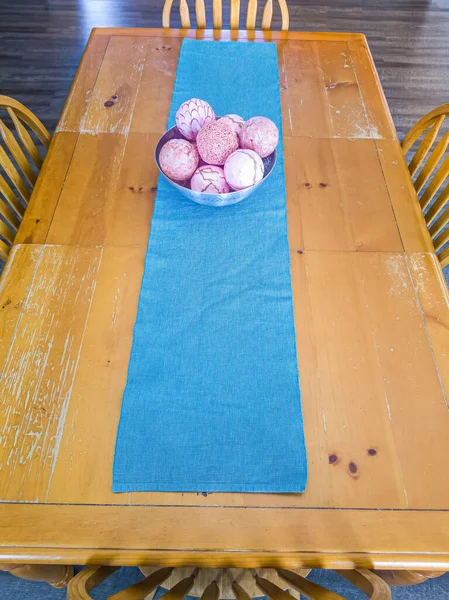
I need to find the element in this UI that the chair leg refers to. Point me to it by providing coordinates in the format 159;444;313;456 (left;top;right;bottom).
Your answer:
0;563;74;588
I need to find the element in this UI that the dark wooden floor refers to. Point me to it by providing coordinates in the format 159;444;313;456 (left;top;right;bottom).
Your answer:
0;0;448;137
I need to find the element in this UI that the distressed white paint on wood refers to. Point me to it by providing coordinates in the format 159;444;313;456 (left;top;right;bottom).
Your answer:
81;36;150;135
56;35;110;133
281;41;380;139
0;245;103;502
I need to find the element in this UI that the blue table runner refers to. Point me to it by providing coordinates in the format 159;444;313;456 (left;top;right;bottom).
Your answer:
113;39;307;493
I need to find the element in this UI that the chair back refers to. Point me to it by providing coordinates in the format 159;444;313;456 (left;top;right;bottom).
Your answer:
67;566;391;600
0;95;50;263
162;0;289;31
401;104;449;268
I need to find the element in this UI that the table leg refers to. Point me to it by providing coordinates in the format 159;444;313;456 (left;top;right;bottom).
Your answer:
373;571;446;587
0;564;74;588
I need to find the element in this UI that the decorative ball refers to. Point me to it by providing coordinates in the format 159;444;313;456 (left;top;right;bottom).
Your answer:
175;98;215;141
240;116;279;158
196;121;239;166
159;139;199;181
218;114;245;136
224;149;264;190
190;165;230;194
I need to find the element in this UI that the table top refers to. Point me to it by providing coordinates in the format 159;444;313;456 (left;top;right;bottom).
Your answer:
1;27;449;570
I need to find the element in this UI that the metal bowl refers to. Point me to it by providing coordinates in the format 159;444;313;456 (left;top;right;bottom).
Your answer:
155;124;277;207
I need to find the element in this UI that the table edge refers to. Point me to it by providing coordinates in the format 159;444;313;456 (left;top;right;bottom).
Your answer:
89;27;367;42
0;549;448;570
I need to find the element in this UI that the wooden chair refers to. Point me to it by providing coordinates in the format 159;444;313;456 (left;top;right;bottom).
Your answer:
162;0;289;32
66;566;392;599
0;95;51;263
401;104;449;268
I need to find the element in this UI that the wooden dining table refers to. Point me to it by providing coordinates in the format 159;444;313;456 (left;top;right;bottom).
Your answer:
1;27;449;587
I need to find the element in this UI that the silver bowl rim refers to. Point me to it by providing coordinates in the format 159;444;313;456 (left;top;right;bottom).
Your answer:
154;122;277;206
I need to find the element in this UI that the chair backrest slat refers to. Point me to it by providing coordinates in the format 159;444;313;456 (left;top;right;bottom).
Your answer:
424;180;449;225
0;238;9;262
276;570;347;600
179;0;191;27
433;209;449;252
196;0;207;27
246;0;257;29
163;0;289;30
0;194;20;231
230;0;241;28
108;567;173;600
0;218;15;245
7;108;44;169
407;116;444;177
0;173;26;218
0;118;37;186
419;152;449;211
414;129;449;193
402;103;449;270
67;566;394;600
0;96;50;266
261;0;273;30
439;245;449;268
430;202;449;240
0;145;31;203
213;0;223;27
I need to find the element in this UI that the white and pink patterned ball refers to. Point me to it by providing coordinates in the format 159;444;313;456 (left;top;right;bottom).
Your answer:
224;149;264;190
240;116;279;158
196;121;239;166
175;98;216;141
190;165;230;194
218;114;245;136
159;139;199;181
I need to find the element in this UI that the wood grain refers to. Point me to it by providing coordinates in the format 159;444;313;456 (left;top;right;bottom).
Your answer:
374;140;434;254
1;504;449;565
407;253;449;401
1;29;449;570
56;33;110;133
280;41;375;139
45;133;158;247
130;37;180;134
0;245;103;502
15;133;79;245
81;36;149;135
0;245;42;366
46;246;146;505
287;138;402;251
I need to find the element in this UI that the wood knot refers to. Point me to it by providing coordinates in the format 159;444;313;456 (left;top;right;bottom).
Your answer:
104;100;115;108
319;183;328;188
329;454;339;465
349;461;358;474
128;186;135;191
111;95;118;100
304;182;312;188
297;249;304;254
368;448;377;456
150;186;158;193
1;299;11;309
35;218;41;224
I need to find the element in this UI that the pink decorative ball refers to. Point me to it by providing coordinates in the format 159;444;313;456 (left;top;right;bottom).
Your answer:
159;139;199;181
175;98;215;141
240;116;279;158
191;165;230;194
218;114;245;136
224;149;264;190
196;121;239;166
